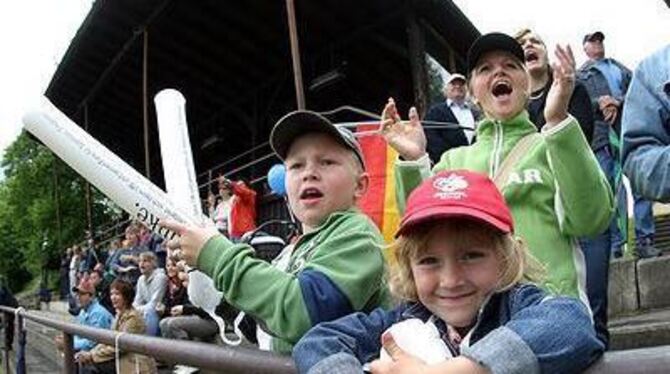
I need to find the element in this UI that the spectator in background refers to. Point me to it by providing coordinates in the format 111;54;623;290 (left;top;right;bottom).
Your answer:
68;245;83;315
159;269;220;342
211;178;233;236
133;251;167;336
0;277;18;350
213;176;258;240
514;28;594;143
138;224;165;268
55;278;113;354
76;279;156;374
156;256;188;319
59;247;72;300
578;31;658;262
111;224;146;284
89;267;113;314
622;45;670;206
515;27;615;348
102;238;122;280
423;73;479;163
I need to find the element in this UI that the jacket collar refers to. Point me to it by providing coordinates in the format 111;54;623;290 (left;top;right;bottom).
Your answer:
296;207;361;245
400;290;508;339
475;111;537;140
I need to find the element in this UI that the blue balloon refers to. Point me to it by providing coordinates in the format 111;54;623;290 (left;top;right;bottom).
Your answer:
268;164;286;196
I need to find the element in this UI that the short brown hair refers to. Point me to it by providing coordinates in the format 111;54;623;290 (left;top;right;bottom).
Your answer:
388;220;544;302
110;279;135;308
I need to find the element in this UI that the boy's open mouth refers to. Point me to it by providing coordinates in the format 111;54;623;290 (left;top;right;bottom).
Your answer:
300;187;323;200
491;80;513;98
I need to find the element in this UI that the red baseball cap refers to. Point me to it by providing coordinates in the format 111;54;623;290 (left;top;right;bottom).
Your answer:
396;170;513;237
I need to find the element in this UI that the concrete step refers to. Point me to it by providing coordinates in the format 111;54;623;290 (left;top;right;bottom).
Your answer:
609;255;670;318
609;308;670;351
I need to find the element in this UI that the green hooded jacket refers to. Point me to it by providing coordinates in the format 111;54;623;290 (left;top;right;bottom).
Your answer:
395;112;614;300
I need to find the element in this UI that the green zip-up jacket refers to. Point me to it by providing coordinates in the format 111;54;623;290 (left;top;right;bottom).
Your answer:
197;208;392;353
395;112;614;300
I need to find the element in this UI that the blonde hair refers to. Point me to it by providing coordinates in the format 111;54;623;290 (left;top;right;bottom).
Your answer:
512;28;545;46
389;220;544;302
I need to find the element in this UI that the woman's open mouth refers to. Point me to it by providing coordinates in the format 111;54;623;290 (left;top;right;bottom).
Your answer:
524;50;539;63
491;80;513;99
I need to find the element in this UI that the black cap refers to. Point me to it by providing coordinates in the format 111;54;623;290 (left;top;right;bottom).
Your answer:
466;32;525;74
583;31;604;44
270;110;366;170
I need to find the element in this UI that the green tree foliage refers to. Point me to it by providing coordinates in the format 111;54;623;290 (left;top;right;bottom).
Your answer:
0;132;122;292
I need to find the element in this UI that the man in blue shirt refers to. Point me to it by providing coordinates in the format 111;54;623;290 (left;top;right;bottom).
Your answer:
577;30;658;350
55;278;113;352
578;31;657;260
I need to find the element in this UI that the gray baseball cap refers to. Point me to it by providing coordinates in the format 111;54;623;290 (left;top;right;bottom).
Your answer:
270;110;366;170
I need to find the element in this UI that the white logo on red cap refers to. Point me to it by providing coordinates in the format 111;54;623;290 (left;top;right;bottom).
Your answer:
432;174;468;199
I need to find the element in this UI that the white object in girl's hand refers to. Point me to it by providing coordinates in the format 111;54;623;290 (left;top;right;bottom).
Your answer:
379;318;452;364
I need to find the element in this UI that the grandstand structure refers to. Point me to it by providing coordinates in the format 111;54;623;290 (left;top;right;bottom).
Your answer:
43;0;479;239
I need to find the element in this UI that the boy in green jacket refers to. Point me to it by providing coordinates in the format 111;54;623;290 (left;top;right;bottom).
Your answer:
163;111;391;353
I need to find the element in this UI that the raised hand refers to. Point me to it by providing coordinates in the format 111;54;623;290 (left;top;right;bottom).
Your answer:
379;98;427;161
544;44;576;127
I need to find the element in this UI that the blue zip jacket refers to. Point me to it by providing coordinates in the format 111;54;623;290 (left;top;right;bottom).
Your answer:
74;298;113;351
293;284;604;374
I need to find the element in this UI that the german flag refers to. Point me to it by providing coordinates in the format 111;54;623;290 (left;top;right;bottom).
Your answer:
355;123;401;244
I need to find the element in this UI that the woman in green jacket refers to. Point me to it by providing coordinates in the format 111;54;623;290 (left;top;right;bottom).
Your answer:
381;32;614;306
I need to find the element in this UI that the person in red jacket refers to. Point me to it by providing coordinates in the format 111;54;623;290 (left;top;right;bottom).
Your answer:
212;176;257;240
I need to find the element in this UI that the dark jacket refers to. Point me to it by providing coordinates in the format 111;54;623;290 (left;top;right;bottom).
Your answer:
527;78;594;145
423;102;471;163
578;58;632;150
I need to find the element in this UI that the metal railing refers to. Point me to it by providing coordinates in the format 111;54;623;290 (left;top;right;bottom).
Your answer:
4;305;670;374
0;305;296;374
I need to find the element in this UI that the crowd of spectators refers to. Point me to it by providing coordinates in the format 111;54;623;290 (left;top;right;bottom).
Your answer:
25;25;669;374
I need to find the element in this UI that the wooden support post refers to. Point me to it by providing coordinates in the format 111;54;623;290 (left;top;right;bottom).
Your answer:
83;105;94;240
143;29;151;179
406;7;429;116
62;333;75;374
285;0;306;109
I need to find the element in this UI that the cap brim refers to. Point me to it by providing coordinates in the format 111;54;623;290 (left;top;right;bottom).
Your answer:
72;286;93;294
396;205;512;237
270;110;366;169
446;74;466;84
467;32;525;74
270;111;342;160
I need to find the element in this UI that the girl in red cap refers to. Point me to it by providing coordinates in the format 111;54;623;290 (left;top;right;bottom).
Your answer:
380;33;614;346
293;170;603;374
